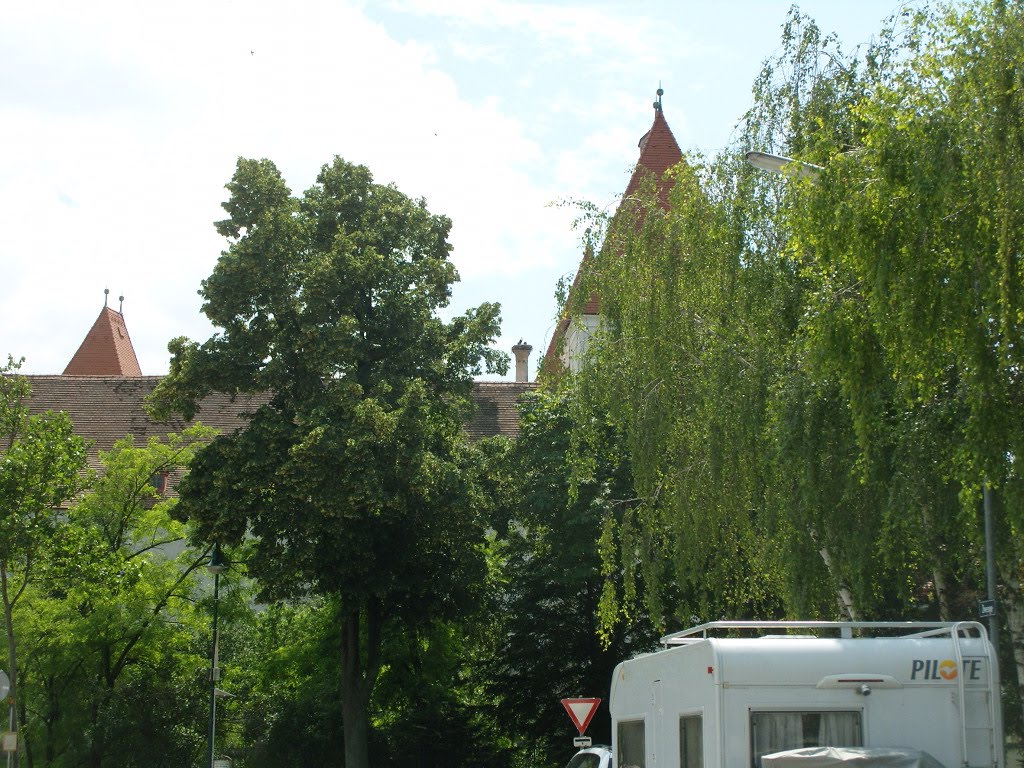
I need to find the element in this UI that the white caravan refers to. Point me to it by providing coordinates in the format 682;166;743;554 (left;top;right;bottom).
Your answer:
609;621;1002;768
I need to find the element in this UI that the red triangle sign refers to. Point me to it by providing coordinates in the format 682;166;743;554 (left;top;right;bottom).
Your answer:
561;697;602;735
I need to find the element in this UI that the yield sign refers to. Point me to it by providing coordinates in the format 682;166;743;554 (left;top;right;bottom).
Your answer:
561;697;602;735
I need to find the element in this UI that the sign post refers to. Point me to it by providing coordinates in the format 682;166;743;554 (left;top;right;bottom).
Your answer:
1;671;11;768
561;697;602;749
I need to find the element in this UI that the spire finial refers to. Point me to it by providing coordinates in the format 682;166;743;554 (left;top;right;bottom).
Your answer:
654;83;664;112
104;287;109;308
119;295;124;314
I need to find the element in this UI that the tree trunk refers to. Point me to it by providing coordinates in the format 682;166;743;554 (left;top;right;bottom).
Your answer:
341;680;370;768
340;599;382;768
87;647;114;768
17;689;32;768
809;531;859;620
920;504;951;619
44;676;58;766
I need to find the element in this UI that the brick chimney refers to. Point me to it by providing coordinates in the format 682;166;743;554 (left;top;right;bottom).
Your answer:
511;340;533;383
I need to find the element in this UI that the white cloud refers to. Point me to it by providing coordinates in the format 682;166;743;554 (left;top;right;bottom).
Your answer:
0;0;586;375
1;0;912;379
390;0;660;56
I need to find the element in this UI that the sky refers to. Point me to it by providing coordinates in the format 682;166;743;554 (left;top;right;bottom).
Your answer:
1;0;914;380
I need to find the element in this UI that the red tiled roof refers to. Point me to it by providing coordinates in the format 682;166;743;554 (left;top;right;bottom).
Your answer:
63;307;143;376
623;106;682;204
463;381;538;440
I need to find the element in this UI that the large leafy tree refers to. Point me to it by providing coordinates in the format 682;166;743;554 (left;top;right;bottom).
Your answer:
150;156;506;768
776;0;1024;726
0;358;87;766
568;160;796;629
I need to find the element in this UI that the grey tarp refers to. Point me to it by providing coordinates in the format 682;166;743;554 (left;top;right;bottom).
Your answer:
762;748;946;768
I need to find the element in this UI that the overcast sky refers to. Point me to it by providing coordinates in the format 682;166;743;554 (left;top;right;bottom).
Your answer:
1;0;913;379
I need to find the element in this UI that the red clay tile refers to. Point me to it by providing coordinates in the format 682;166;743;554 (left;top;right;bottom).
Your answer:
63;306;143;376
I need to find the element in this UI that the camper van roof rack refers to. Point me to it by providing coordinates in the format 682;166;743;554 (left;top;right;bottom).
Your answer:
660;620;988;646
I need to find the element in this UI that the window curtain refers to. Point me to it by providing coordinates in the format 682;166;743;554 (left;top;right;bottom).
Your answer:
818;713;861;747
752;713;804;765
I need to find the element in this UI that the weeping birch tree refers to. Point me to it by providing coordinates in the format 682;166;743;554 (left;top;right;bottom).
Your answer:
779;0;1024;724
566;0;1024;690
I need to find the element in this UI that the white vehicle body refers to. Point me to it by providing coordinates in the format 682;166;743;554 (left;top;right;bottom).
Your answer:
609;621;1002;768
567;745;613;768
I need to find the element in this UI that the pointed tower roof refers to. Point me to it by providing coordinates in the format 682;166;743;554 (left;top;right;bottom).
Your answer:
63;294;142;376
542;91;683;376
623;88;683;204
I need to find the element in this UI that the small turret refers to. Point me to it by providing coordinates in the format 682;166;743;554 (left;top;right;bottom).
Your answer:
63;291;142;376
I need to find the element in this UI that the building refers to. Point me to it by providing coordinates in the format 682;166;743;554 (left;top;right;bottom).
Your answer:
544;89;682;375
23;300;536;483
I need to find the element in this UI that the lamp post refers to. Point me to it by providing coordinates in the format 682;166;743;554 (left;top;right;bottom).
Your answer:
206;544;226;768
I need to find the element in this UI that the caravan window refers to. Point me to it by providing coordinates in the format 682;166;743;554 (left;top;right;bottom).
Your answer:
618;719;646;768
750;711;861;768
679;715;703;768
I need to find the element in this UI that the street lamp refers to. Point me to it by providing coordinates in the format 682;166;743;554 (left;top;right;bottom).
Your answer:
206;544;227;768
744;151;821;180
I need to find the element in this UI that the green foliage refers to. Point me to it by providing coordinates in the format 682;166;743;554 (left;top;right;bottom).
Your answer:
0;358;88;570
0;357;88;766
565;1;1024;645
482;387;658;766
150;155;506;768
772;0;1024;729
371;615;512;768
16;427;214;767
219;598;344;768
571;161;794;628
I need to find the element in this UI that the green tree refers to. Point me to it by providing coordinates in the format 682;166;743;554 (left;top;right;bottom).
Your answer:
150;156;506;768
223;598;344;768
559;0;1024;733
220;591;513;768
0;358;87;766
774;0;1024;727
370;613;511;768
568;160;795;629
20;427;214;767
483;387;657;766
